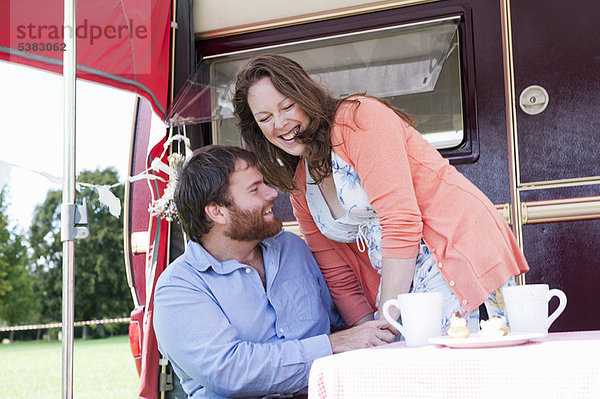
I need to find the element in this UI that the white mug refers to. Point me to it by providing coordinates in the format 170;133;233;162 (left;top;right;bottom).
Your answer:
501;284;567;336
382;292;442;346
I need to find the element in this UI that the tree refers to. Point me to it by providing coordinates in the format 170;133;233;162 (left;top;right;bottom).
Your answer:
0;186;39;334
29;189;63;322
29;168;133;327
0;187;11;298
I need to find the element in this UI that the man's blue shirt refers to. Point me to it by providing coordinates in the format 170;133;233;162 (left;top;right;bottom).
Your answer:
153;231;343;398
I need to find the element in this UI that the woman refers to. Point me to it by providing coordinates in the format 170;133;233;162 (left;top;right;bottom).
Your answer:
233;54;529;332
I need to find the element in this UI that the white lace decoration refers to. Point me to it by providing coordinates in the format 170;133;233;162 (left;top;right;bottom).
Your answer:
147;128;192;222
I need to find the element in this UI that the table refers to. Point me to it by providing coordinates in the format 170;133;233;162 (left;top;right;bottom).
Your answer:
308;331;600;399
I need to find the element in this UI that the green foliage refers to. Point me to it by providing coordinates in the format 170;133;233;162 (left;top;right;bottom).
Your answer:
29;189;63;322
28;168;133;323
0;186;39;325
0;188;11;297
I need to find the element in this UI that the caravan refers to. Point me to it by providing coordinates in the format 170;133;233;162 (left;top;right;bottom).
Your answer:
118;1;600;397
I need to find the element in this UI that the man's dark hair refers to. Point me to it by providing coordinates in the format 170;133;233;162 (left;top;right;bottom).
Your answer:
175;145;257;243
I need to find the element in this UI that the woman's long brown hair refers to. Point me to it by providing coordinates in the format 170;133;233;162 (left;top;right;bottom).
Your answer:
233;53;413;193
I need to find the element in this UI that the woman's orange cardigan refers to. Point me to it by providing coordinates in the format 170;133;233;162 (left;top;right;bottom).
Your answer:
290;97;529;325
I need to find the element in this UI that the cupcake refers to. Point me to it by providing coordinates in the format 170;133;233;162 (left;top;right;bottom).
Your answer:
447;312;471;339
479;316;510;337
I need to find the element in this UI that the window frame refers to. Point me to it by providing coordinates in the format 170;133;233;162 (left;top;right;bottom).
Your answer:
196;3;479;164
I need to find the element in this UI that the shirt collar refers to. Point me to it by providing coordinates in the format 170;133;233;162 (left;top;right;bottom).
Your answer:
184;232;282;274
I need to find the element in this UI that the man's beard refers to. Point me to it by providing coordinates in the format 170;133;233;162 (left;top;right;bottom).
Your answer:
225;204;283;242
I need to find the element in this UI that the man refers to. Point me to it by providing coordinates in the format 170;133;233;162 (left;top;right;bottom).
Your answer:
153;145;394;399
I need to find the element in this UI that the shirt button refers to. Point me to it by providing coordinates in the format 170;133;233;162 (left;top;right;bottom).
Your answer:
279;328;284;334
245;268;251;274
462;299;468;305
437;262;443;268
449;280;455;286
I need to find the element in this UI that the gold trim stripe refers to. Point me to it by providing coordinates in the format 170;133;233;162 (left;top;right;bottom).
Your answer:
203;15;460;61
282;221;303;238
500;0;524;252
196;0;440;39
521;196;600;224
519;176;600;191
495;203;511;225
283;197;600;237
499;0;527;285
283;205;510;238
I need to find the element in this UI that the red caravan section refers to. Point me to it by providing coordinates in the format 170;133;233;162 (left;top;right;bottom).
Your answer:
127;100;170;399
138;136;171;399
0;0;170;118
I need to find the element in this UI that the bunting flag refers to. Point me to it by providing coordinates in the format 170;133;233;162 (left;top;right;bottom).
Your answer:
0;130;191;222
0;158;166;219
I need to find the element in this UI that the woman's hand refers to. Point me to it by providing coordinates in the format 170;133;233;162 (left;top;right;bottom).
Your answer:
352;313;375;326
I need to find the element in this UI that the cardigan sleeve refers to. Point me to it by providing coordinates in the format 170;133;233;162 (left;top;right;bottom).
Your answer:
290;167;375;325
331;97;423;259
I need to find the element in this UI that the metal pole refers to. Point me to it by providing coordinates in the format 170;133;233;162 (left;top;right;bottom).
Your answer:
62;0;77;397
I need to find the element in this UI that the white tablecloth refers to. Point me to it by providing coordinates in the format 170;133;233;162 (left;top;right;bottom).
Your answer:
308;331;600;399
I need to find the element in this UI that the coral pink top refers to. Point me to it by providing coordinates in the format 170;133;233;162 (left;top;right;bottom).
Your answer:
290;97;529;325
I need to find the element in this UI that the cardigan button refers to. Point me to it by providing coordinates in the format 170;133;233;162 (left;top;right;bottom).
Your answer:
449;280;455;286
462;299;468;305
437;262;443;268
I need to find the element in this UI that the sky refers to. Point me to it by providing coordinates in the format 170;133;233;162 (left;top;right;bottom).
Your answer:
0;61;162;232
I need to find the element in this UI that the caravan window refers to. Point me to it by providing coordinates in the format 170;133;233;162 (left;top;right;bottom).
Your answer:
177;12;477;162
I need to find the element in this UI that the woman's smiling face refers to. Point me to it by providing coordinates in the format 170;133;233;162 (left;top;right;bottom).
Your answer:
246;77;310;157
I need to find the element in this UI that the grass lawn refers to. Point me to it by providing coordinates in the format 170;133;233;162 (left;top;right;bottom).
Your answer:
0;335;139;398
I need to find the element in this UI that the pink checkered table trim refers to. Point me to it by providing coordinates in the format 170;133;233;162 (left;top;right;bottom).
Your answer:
308;331;600;399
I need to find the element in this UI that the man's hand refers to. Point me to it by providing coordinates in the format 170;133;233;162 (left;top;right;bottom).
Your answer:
328;319;395;353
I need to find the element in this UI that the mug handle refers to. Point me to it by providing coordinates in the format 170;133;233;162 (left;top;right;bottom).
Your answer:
382;299;405;336
545;289;567;329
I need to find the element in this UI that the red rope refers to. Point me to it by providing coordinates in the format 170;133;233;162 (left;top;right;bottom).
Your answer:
0;317;131;332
